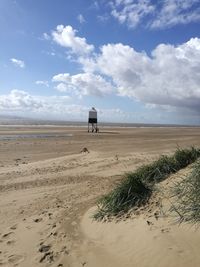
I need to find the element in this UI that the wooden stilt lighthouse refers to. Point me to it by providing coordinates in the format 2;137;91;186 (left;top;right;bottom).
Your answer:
88;107;98;133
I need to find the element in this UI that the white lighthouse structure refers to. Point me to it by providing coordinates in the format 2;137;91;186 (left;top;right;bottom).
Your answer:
88;107;98;132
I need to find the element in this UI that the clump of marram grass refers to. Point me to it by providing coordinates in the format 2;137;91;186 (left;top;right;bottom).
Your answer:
139;147;200;185
173;146;200;169
93;174;152;221
94;147;200;220
171;160;200;224
136;155;177;185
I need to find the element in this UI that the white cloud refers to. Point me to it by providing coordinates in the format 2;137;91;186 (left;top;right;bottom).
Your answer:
151;0;200;29
49;23;200;118
88;38;200;113
97;14;110;23
10;58;25;68
0;90;70;113
54;83;69;92
109;0;200;29
35;80;49;87
52;73;71;83
1;89;199;124
77;14;86;24
0;90;129;121
0;90;43;111
42;32;51;40
111;0;154;28
52;25;94;55
52;72;115;96
93;1;99;9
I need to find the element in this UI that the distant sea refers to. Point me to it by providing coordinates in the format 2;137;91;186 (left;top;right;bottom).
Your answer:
0;117;198;128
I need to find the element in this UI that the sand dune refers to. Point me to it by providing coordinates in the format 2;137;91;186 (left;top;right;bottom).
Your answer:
81;168;200;267
82;208;200;267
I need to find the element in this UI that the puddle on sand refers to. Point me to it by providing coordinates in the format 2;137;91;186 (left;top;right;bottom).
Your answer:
0;133;73;141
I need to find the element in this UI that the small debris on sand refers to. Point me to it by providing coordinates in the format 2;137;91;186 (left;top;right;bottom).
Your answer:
34;218;43;223
81;147;89;153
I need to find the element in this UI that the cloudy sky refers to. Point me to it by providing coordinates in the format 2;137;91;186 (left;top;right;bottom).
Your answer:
0;0;200;124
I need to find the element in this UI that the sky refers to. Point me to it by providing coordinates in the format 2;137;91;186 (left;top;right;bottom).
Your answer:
0;0;200;125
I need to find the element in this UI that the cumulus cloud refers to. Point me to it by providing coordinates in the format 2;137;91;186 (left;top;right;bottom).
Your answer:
52;72;115;96
50;24;200;116
0;90;128;121
0;90;43;111
10;58;25;68
52;73;71;83
109;0;200;29
77;14;86;24
0;90;71;113
52;25;94;55
35;80;49;87
78;37;200;113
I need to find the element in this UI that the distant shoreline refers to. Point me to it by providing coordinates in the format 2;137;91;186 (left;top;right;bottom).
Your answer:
0;122;200;128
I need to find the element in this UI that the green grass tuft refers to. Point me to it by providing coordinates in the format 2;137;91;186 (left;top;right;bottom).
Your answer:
171;159;200;224
93;174;151;220
94;147;200;220
173;147;200;169
137;155;177;184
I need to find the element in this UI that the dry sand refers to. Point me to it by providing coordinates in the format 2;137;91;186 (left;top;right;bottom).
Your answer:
0;126;200;267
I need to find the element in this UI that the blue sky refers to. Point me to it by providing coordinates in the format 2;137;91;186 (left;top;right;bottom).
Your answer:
0;0;200;124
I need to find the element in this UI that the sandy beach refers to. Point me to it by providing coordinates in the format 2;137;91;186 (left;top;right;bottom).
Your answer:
1;126;200;267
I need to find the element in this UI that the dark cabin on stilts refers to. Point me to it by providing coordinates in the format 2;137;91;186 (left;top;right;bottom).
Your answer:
88;107;98;133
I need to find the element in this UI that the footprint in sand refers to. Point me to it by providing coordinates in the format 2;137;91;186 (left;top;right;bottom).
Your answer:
7;240;16;246
161;228;170;233
177;249;184;254
2;232;14;239
10;224;17;230
0;259;5;266
39;244;51;253
8;254;24;264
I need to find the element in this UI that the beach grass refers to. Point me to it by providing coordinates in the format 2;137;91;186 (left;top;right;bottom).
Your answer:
94;173;151;220
94;147;200;220
139;146;200;185
171;159;200;224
